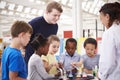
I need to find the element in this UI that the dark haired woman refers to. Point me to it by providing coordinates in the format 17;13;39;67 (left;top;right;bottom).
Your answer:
98;2;120;80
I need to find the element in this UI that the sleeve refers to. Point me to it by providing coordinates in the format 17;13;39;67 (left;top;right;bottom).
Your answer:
9;53;23;72
81;55;85;62
98;31;116;80
55;24;58;34
35;59;55;79
41;55;48;62
58;54;65;64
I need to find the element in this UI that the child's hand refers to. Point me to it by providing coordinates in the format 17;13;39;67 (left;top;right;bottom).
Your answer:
72;68;78;74
58;62;64;69
71;62;78;67
51;62;59;68
71;60;83;68
54;71;61;78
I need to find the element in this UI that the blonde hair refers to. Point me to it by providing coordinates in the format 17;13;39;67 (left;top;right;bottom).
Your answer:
46;1;63;13
48;35;60;44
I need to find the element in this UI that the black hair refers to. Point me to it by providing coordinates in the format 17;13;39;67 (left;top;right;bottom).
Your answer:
30;34;48;51
65;38;77;47
84;38;97;49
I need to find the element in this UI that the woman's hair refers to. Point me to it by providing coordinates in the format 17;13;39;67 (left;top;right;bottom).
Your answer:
99;2;120;27
46;1;63;13
48;35;60;44
84;38;97;49
11;20;33;38
30;34;48;51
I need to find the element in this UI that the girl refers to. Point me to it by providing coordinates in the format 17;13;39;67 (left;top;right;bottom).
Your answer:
27;34;60;80
41;35;60;74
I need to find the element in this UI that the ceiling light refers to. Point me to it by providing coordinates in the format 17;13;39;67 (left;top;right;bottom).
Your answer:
36;0;41;4
93;8;99;15
31;9;37;15
29;0;34;2
15;12;20;15
0;1;6;9
8;3;15;10
38;10;43;16
1;10;7;15
20;13;25;18
24;7;31;13
53;0;61;2
16;5;23;12
61;0;68;5
26;14;31;19
8;11;14;15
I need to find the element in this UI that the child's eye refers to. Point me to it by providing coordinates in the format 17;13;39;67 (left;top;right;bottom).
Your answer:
86;48;89;50
53;46;56;48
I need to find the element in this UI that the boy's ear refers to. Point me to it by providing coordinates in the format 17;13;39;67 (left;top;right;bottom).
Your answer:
45;10;49;14
18;32;25;37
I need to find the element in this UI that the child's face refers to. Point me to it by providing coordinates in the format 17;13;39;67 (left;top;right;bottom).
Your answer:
84;43;96;57
49;41;60;54
20;32;31;47
65;42;76;56
100;12;109;28
41;43;50;56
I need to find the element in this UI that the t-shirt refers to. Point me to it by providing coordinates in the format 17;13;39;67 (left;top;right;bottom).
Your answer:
41;53;58;74
27;53;55;80
2;46;27;80
59;51;81;71
82;54;100;70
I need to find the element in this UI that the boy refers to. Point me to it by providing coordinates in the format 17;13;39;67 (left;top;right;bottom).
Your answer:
58;38;81;79
2;21;33;80
82;38;100;74
72;38;100;74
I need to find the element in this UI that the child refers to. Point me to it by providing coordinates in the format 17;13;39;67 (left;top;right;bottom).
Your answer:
27;34;60;80
2;20;33;80
41;35;60;74
72;38;100;74
58;38;81;79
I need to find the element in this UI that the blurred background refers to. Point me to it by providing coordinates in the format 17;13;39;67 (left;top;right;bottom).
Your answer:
0;0;120;55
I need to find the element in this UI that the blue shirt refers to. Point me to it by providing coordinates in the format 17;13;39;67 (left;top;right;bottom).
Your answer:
25;16;58;66
59;51;81;71
2;46;27;80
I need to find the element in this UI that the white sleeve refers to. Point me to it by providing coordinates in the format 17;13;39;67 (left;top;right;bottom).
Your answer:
98;31;116;80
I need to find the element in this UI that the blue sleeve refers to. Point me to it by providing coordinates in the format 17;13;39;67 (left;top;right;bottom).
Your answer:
58;54;65;64
9;53;24;72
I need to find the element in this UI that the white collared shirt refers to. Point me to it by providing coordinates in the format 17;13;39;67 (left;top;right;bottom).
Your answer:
98;23;120;80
